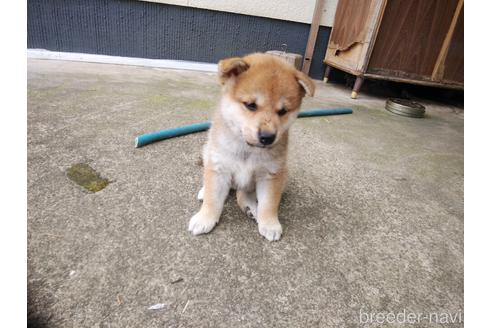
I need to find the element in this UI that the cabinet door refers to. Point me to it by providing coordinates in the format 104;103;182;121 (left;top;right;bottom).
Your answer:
324;0;385;75
367;0;459;81
441;6;464;84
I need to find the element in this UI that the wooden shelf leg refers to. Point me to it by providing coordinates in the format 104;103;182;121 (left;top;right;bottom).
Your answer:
351;76;364;99
323;65;332;83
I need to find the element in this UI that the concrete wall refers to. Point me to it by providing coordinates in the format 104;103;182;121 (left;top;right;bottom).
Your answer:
141;0;339;27
27;0;331;79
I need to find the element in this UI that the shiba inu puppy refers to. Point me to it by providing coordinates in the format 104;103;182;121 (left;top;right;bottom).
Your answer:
188;53;315;241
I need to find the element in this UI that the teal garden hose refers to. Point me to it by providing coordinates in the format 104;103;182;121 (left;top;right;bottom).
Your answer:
135;108;353;148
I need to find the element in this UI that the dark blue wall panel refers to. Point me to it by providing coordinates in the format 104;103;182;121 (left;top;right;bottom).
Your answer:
28;0;330;79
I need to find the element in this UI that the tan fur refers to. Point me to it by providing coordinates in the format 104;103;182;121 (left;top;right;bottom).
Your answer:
188;53;315;241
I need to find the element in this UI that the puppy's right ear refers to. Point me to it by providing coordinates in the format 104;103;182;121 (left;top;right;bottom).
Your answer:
218;57;249;84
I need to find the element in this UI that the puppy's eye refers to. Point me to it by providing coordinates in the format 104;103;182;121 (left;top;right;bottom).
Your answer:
244;102;257;112
278;108;288;116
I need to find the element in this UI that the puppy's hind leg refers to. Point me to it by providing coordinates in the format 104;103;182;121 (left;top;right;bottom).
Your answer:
236;190;257;220
197;186;204;201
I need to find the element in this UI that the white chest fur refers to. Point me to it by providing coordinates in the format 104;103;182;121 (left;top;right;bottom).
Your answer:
205;134;282;191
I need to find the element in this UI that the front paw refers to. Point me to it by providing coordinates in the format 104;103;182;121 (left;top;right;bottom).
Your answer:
188;211;218;236
258;220;283;241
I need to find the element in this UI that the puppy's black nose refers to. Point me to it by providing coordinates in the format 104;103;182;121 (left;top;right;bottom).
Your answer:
258;132;276;145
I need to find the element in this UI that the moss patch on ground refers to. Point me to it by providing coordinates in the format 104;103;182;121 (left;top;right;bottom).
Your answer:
67;163;110;193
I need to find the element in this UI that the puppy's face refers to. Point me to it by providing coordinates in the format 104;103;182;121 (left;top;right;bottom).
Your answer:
218;53;315;148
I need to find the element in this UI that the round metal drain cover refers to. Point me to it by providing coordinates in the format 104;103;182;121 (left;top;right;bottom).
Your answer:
386;98;426;118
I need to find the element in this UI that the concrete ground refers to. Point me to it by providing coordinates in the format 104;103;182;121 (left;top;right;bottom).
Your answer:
27;59;463;328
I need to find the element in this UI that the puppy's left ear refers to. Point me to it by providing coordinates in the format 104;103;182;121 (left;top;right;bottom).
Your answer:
218;57;250;85
295;71;316;97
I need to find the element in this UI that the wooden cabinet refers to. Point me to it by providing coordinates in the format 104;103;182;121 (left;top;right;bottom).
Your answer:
323;0;464;98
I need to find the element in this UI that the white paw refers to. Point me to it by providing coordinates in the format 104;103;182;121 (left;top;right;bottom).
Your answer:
258;221;283;241
197;187;204;201
188;211;217;235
